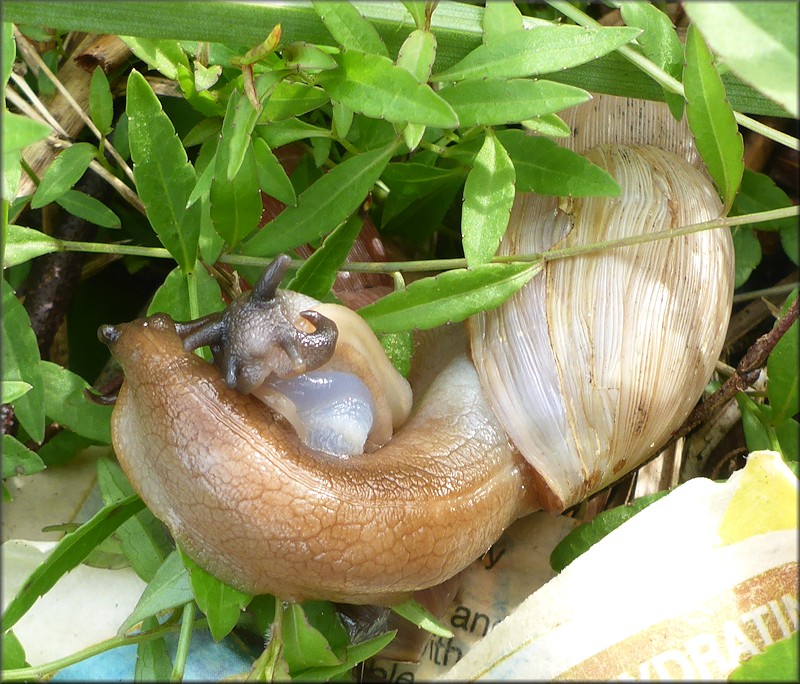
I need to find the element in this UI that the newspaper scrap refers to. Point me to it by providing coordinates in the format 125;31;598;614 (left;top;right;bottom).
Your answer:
368;450;798;681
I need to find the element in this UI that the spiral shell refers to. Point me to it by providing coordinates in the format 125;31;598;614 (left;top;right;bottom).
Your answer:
469;97;734;512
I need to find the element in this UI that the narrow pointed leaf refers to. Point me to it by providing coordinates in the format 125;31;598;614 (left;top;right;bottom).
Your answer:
432;25;641;82
439;78;590;127
684;2;798;117
255;118;331;148
496;129;620;196
120;36;189;81
684;24;744;212
2;280;44;443
243;142;396;256
482;1;523;43
89;66;114;135
312;0;389;57
358;262;542;333
179;549;251;642
126;70;199;271
253;137;296;206
2;434;45;479
40;361;112;442
3;224;59;267
396;29;436;82
521;113;571;137
210;94;262;249
620;2;684;119
2;495;145;630
263;82;330;121
288;215;363;299
31;142;96;208
316;52;457;128
2;380;32;404
55;189;121;228
119;551;193;635
462;131;515;266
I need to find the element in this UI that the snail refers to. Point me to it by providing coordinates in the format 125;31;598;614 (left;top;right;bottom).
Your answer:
99;96;734;605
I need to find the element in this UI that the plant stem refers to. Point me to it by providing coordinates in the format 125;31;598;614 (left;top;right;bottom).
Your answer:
0;619;208;682
54;205;799;274
170;603;196;682
733;282;799;304
546;0;799;151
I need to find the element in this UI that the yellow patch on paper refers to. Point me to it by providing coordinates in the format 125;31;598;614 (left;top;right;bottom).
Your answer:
719;451;798;545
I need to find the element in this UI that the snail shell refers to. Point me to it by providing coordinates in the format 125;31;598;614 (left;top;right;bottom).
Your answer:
470;108;733;510
102;96;733;603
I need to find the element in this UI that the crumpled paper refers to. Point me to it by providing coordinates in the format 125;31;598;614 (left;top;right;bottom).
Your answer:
368;450;798;681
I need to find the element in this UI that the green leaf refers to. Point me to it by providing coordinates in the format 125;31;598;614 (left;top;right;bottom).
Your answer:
381;162;464;225
96;457;171;582
253;137;296;206
2;494;145;630
736;393;773;453
55;189;121;228
331;100;353;138
684;2;798;117
768;298;799;425
396;28;436;83
179;549;251;642
482;1;523;42
288;215;363;299
119;550;193;635
1;111;50;159
358;262;541;333
2;22;16;97
392;599;453;637
3;224;59;267
2;380;32;403
120;36;189;81
263;81;330;121
521;113;571;137
126;69;200;272
782;223;799;267
316;52;458;128
730;169;795;232
282;42;339;72
225;73;283;180
432;25;641;81
300;631;396;682
620;1;684;119
243;141;396;256
438;78;590;127
30;142;97;209
254;117;331;148
731;227;761;288
776;418;799;463
210;140;264;249
183;117;222;148
550;490;669;573
2;630;28;670
312;0;389;57
147;265;224;320
2;280;44;443
684;24;744;213
2;434;45;479
730;632;799;681
37;430;95;468
282;603;341;674
496;129;620;196
462;130;515;267
89;67;114;135
135;617;173;681
39;361;113;442
401;2;426;30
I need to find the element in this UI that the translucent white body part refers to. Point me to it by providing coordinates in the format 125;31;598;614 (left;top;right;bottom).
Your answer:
255;371;376;457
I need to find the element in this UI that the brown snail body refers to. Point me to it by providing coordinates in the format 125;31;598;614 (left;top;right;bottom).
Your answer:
102;97;734;604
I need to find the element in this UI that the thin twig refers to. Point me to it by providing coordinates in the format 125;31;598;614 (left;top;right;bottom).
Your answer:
673;298;799;441
8;75;70;136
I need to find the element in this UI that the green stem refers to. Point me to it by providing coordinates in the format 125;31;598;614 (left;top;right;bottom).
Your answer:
54;205;799;274
546;0;799;151
170;603;196;682
733;282;799;304
1;619;208;682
